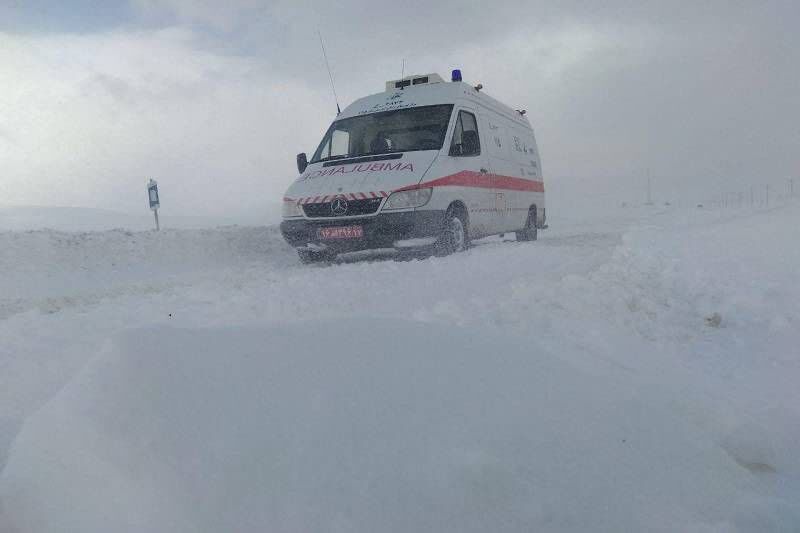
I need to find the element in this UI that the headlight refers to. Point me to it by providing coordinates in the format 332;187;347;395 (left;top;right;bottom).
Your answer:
384;188;433;210
282;199;303;218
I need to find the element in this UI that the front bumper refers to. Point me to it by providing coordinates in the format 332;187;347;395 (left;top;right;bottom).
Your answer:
280;210;446;254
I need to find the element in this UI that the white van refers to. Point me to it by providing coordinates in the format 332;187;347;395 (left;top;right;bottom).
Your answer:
280;70;545;263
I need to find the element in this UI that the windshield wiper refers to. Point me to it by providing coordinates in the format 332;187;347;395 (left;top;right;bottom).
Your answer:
361;149;403;157
319;151;400;163
320;152;404;167
318;154;349;163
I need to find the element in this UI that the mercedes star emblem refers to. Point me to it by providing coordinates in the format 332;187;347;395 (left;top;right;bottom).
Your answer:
331;196;348;216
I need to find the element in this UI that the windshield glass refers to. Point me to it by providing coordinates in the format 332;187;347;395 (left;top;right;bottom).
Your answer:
311;104;454;163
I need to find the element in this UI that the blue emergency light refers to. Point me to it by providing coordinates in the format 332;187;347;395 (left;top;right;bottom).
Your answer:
451;69;462;82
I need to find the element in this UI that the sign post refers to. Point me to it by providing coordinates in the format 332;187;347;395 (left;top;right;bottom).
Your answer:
147;179;160;231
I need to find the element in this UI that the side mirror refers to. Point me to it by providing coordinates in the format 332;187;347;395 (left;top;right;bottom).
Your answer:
296;152;308;174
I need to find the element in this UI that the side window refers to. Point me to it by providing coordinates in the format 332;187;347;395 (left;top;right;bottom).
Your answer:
331;129;350;157
315;127;350;161
449;111;481;156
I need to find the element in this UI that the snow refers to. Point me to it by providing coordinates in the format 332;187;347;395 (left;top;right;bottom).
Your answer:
393;236;438;248
1;201;799;531
0;225;292;319
0;205;279;232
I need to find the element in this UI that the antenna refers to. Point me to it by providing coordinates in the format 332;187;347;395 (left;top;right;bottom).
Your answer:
401;59;405;85
317;30;340;115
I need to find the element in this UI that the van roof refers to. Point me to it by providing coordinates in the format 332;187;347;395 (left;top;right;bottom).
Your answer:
338;80;531;129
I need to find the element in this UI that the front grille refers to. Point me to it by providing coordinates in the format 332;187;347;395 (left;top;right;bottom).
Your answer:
302;197;383;218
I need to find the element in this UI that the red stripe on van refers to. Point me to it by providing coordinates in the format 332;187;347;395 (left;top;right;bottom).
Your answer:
395;171;544;193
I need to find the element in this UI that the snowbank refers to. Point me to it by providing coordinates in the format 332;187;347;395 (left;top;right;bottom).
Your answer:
0;319;786;533
0;205;279;232
0;225;293;319
1;202;799;531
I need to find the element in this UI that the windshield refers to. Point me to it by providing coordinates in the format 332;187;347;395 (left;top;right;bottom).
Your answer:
310;104;454;163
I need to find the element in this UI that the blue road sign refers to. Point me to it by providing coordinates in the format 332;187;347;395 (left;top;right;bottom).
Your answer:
148;180;160;210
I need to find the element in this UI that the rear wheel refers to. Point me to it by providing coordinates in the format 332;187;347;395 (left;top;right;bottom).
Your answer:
516;206;538;242
435;206;469;256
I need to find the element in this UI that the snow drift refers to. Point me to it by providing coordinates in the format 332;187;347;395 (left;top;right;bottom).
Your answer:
0;205;279;232
2;319;797;532
1;202;799;531
0;225;293;320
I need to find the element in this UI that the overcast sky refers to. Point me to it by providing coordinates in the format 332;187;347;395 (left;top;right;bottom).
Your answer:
1;1;798;215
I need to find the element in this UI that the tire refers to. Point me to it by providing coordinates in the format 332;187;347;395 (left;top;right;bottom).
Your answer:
297;249;334;264
516;206;538;242
435;206;469;256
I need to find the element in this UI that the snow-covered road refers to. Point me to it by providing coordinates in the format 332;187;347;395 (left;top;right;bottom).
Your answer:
1;204;799;531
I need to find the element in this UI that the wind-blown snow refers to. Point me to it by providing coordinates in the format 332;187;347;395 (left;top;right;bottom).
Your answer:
1;203;799;531
0;321;779;532
0;205;280;232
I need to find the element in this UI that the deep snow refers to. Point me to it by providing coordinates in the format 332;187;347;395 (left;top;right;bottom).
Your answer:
1;202;799;531
0;205;280;233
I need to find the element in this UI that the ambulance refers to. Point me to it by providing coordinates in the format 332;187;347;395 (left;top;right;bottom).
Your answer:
280;70;545;263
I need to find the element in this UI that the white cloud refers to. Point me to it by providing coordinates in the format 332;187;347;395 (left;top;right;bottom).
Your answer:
1;3;797;215
1;22;643;214
130;0;268;31
0;28;332;215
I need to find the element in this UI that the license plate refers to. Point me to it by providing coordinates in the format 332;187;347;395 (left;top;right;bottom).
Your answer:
317;226;364;240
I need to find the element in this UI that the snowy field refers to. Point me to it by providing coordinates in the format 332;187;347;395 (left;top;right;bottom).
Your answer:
1;201;799;532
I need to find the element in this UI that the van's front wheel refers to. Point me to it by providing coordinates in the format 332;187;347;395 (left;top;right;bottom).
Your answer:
435;207;469;256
